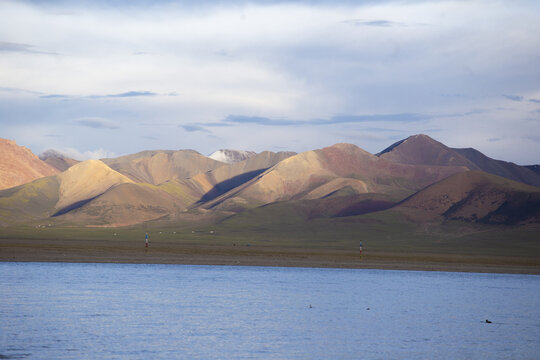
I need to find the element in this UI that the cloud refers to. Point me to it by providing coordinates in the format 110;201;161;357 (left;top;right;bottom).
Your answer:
342;19;405;27
202;122;233;127
141;135;158;140
1;0;540;164
74;118;119;129
0;41;58;55
1;86;158;100
502;94;524;102
87;91;157;99
223;113;427;127
529;98;540;103
224;115;299;126
0;86;43;96
0;41;34;52
322;113;427;124
40;94;69;99
180;124;210;133
51;147;116;161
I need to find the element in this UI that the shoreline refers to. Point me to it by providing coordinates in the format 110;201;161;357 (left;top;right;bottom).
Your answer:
1;238;539;274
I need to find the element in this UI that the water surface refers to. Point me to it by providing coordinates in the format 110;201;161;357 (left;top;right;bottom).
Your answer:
1;262;539;359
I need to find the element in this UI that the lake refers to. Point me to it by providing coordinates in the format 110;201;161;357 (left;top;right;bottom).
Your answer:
1;262;539;359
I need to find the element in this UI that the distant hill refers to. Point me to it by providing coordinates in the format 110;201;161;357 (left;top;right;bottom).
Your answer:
102;150;224;184
0;138;59;190
39;149;80;171
377;134;476;167
204;143;467;210
57;182;185;226
397;170;540;224
190;150;296;204
377;134;540;187
55;160;134;213
208;149;257;163
452;148;540;187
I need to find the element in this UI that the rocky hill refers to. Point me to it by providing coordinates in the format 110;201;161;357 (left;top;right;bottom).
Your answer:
0;139;59;190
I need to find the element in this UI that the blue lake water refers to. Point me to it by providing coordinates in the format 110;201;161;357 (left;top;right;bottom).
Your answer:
1;262;539;359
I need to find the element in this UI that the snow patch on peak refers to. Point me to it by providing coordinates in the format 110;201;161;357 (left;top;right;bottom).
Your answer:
208;149;257;164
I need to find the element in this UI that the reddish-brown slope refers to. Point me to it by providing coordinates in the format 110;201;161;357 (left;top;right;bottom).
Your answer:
378;134;540;187
58;183;185;226
0;139;59;190
397;171;540;224
377;134;477;168
452;147;540;187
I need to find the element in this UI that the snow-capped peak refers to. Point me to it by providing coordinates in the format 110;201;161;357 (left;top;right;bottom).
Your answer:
208;149;257;164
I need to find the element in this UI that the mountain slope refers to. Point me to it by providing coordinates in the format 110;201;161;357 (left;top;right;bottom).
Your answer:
191;150;296;204
397;170;540;224
55;160;134;214
525;165;540;175
57;182;185;226
0;176;60;224
377;134;540;187
102;150;224;185
0;139;59;190
452;147;540;187
377;134;478;167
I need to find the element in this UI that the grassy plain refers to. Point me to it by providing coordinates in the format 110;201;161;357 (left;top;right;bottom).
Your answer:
1;208;539;274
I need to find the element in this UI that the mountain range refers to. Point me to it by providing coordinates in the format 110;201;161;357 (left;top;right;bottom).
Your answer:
1;135;539;235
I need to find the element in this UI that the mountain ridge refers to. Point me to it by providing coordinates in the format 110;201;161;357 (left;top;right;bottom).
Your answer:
377;134;540;187
1;135;539;229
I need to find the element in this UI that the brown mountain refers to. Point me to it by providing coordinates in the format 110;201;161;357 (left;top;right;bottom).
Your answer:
102;150;224;185
188;150;296;204
57;182;185;226
377;134;476;167
397;170;540;224
205;143;467;210
0;138;59;190
452;148;540;187
39;149;80;171
378;134;540;187
54;160;134;213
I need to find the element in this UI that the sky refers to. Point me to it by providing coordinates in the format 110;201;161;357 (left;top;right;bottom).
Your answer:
1;0;539;164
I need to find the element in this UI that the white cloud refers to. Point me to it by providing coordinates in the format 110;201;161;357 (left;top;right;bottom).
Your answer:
52;147;117;161
0;0;539;163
